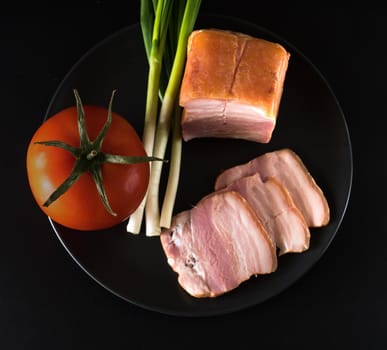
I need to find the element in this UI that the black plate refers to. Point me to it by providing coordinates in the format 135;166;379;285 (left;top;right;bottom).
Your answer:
45;15;352;317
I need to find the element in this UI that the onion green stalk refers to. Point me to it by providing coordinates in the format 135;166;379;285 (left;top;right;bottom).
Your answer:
159;100;182;228
145;0;201;236
127;0;173;233
127;0;201;235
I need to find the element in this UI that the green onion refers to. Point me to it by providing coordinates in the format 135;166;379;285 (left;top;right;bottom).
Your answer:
127;0;174;234
160;99;182;228
127;0;201;235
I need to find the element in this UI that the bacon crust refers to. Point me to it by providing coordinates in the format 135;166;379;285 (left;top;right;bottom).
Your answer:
180;29;290;143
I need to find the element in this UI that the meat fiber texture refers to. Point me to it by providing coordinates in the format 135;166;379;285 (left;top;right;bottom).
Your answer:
223;173;310;256
179;29;290;143
160;149;330;298
215;148;330;227
160;191;277;298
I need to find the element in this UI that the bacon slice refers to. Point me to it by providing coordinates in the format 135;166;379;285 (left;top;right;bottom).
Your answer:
224;173;310;255
215;148;330;227
179;29;290;143
160;191;277;298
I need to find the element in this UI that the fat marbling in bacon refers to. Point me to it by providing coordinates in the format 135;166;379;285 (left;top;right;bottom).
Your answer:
223;173;310;255
215;148;330;227
179;29;290;143
160;191;277;298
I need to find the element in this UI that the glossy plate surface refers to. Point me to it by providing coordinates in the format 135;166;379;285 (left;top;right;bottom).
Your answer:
46;15;352;317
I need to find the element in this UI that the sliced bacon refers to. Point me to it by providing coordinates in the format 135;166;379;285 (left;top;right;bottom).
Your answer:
224;173;310;255
215;148;330;227
160;191;277;298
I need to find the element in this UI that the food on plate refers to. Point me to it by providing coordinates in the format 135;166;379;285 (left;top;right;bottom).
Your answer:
215;148;330;227
26;90;159;231
161;148;329;297
179;29;290;143
160;191;277;298
223;173;310;255
127;0;202;235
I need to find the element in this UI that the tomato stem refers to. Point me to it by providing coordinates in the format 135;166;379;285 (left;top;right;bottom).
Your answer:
87;150;98;160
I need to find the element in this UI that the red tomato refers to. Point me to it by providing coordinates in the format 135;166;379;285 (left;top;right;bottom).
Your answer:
26;104;149;231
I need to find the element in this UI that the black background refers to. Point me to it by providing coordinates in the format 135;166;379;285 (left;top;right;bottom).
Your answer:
1;3;382;349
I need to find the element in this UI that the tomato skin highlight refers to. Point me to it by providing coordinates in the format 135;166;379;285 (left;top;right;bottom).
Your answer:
26;105;150;231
